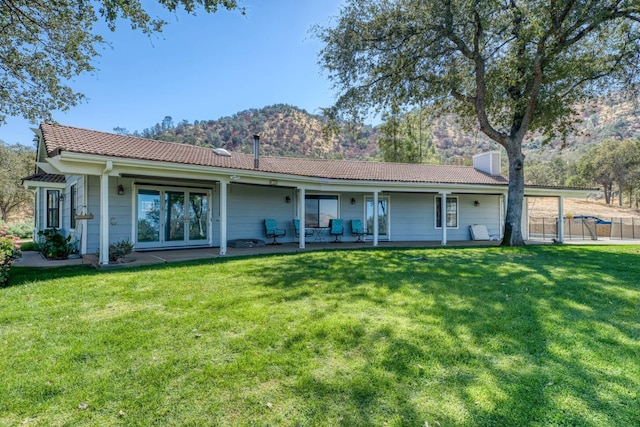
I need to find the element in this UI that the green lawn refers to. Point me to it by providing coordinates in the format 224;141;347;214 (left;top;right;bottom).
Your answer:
1;245;639;426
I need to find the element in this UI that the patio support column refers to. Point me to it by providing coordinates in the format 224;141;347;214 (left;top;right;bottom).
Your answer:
99;163;112;265
440;191;448;246
373;191;379;246
502;193;508;239
558;195;565;243
219;179;228;255
299;187;306;249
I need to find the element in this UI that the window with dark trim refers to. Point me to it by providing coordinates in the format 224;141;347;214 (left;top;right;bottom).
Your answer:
435;196;458;228
47;190;60;228
70;184;77;229
305;195;338;228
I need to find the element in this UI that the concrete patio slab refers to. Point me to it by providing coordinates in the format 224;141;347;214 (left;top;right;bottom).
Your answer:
12;238;637;270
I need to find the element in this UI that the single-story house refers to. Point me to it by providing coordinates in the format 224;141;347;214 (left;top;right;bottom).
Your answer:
23;123;588;265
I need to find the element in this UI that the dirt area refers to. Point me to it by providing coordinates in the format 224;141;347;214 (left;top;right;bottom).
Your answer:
528;197;640;219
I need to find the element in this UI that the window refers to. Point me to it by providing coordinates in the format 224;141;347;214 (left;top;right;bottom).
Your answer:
47;190;60;228
305;195;338;227
69;184;77;229
435;196;458;228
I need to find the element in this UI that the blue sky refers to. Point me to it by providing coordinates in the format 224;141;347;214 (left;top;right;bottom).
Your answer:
1;0;345;146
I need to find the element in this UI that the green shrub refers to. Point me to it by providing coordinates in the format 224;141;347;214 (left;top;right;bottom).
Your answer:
37;228;76;260
109;239;134;262
5;221;33;239
19;241;40;252
0;226;20;287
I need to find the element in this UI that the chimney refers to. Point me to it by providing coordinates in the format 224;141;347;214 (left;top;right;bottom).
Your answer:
253;134;260;169
473;151;501;176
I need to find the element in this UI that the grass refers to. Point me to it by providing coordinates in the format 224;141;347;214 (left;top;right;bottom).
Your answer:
1;245;639;426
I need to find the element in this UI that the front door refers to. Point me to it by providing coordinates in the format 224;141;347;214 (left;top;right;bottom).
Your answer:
136;187;210;249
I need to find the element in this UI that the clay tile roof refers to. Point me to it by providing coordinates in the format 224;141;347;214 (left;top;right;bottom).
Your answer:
40;123;509;186
22;172;66;184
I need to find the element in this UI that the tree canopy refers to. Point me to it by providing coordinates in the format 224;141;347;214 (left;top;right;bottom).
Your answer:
576;138;640;206
378;106;439;164
0;0;241;126
317;0;640;245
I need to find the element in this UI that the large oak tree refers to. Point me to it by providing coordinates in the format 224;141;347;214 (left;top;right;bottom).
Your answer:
0;0;241;126
317;0;640;246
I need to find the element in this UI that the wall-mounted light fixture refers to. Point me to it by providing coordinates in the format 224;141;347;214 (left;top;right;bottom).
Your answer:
230;175;240;182
117;184;125;195
285;196;291;204
351;197;356;205
474;200;480;206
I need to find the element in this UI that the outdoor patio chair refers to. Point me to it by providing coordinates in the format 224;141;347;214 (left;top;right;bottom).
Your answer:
329;218;344;243
350;219;367;242
264;218;286;245
292;219;313;241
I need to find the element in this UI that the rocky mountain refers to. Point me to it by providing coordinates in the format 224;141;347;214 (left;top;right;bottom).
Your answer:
127;93;640;163
130;104;380;160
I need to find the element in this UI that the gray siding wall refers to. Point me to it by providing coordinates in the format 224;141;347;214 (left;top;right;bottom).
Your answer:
81;179;504;251
86;175;100;253
384;193;502;241
388;193;435;241
446;194;503;240
338;192;367;241
33;187;45;239
226;184;297;242
85;176;134;254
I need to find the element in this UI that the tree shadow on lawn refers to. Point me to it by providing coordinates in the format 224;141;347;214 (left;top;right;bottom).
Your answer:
250;245;640;426
5;246;638;425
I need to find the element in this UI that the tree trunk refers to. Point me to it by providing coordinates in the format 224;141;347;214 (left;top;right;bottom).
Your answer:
618;183;623;207
603;184;611;204
501;144;526;246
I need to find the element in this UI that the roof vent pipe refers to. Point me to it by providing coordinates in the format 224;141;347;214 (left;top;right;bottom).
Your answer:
253;134;260;169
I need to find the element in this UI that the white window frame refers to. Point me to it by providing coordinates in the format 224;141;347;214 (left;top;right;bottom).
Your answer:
435;196;459;229
46;189;61;228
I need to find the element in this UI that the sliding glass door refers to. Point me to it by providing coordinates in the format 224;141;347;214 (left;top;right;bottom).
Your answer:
137;187;210;248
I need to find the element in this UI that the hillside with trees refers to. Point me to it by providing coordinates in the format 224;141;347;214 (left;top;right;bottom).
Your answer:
119;104;380;160
117;95;640;207
121;94;640;165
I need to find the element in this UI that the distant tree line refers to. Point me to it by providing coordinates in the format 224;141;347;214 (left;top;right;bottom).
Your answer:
525;139;640;208
0;142;35;222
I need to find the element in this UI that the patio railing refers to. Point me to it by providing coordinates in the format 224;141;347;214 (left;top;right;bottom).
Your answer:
529;217;640;241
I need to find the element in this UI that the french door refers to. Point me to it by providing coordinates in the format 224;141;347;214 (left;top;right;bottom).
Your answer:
365;196;390;240
136;187;210;248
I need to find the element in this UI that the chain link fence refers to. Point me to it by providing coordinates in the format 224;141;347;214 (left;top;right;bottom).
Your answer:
529;217;640;241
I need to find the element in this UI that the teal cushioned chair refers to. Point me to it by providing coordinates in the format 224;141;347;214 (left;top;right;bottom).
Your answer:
350;219;367;242
292;219;313;241
329;218;344;243
264;218;286;245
